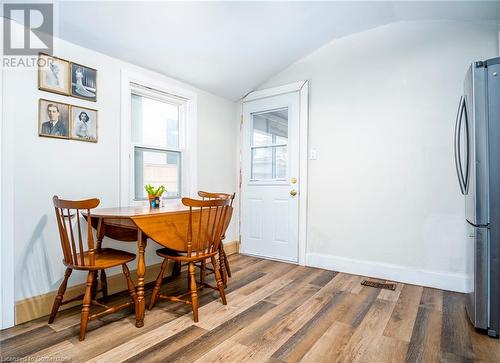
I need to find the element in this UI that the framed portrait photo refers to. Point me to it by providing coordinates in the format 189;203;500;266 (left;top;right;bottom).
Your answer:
71;62;97;102
38;53;71;95
70;105;98;143
39;99;70;139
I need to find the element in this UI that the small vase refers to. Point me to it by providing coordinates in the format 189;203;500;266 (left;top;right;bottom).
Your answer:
148;195;158;208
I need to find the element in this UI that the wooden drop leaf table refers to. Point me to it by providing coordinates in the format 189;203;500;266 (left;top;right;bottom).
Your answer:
82;202;190;327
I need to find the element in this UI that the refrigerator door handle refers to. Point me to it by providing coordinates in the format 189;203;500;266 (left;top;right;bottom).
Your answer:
455;96;467;195
463;96;471;194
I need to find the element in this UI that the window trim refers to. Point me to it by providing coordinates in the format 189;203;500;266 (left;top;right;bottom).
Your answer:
120;70;197;206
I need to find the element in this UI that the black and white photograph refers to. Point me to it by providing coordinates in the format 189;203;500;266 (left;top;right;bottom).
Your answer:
38;99;70;139
70;105;98;142
38;54;70;95
71;62;97;101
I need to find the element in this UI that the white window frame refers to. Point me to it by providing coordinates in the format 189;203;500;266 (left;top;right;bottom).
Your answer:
130;85;185;200
120;70;197;206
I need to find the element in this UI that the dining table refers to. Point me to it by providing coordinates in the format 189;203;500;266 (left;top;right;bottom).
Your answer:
82;202;191;328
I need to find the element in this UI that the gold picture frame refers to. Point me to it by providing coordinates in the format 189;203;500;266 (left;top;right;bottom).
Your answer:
38;53;71;96
70;62;97;102
70;105;98;143
38;98;71;140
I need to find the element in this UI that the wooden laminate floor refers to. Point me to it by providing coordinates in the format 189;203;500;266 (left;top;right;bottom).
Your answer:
1;254;499;362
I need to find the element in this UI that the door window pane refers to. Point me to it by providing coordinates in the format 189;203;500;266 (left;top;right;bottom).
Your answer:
134;147;180;199
252;109;288;147
131;94;179;148
251;146;287;180
275;146;287;179
250;108;288;180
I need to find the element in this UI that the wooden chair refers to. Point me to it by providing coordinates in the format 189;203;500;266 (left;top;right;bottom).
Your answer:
197;191;235;287
50;196;137;341
140;197;232;322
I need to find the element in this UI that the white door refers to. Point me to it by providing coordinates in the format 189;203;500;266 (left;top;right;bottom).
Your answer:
241;91;300;262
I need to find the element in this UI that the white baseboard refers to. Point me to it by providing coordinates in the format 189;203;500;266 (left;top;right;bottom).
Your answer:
306;252;467;293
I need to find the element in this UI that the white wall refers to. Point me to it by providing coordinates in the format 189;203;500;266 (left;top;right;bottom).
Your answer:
3;36;238;303
258;21;499;291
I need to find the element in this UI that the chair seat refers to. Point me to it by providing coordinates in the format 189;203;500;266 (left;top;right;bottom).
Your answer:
156;247;217;262
65;248;136;270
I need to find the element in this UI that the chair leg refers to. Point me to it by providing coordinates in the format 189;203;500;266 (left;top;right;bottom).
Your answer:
149;259;168;310
211;256;227;305
90;271;99;300
79;271;94;341
122;264;138;305
100;269;108;300
219;247;228;288
188;262;199;322
200;260;206;285
48;268;72;324
223;247;231;278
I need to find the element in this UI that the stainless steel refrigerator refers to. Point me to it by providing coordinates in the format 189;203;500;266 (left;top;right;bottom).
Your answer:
455;57;500;338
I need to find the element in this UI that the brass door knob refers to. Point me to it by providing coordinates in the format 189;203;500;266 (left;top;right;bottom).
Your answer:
290;189;298;196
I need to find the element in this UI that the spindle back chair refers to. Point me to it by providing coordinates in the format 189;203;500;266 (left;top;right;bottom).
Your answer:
50;196;137;341
53;197;99;268
197;191;235;285
139;197;231;322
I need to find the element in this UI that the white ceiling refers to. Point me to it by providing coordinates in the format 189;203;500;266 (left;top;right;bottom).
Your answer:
55;1;500;100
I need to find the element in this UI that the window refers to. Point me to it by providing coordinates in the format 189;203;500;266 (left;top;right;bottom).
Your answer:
131;85;186;200
251;108;288;180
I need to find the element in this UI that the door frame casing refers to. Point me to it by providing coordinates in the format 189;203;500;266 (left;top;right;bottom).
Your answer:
0;42;16;328
240;80;309;265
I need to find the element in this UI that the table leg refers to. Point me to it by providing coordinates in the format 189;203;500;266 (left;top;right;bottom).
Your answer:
172;261;182;277
135;231;147;328
96;218;105;250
